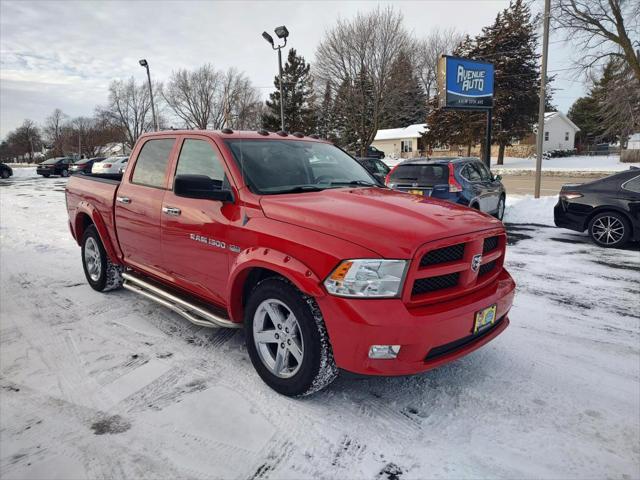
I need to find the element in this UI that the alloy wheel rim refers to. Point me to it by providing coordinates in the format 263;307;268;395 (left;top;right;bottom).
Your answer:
84;237;102;281
592;216;624;245
253;299;304;378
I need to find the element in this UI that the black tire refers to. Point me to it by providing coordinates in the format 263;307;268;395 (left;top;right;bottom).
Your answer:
494;195;505;220
1;169;9;179
61;169;69;178
81;225;123;291
588;211;631;248
471;203;480;210
245;277;338;397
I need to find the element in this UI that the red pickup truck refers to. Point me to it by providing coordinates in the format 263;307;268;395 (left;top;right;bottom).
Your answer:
65;130;515;396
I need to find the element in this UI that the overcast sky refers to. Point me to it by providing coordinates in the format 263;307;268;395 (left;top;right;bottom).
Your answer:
0;0;585;140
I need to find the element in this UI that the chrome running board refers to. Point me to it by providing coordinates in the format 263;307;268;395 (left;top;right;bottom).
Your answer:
122;272;240;329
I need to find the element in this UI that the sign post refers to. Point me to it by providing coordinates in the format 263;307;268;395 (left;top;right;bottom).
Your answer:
437;56;495;167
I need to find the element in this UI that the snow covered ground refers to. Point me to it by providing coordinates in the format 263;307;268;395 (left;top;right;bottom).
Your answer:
1;172;639;479
384;154;639;174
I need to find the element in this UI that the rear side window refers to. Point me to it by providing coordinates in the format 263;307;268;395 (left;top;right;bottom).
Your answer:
131;138;175;188
462;164;482;182
474;162;492;181
390;164;448;185
175;139;226;182
623;175;640;193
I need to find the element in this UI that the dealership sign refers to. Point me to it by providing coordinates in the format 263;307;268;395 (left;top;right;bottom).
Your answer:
438;56;494;109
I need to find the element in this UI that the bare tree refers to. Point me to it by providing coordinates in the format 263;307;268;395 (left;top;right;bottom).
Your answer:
101;77;157;147
43;108;68;156
222;68;262;130
164;64;224;130
553;0;640;81
6;119;42;162
315;6;410;154
411;27;466;102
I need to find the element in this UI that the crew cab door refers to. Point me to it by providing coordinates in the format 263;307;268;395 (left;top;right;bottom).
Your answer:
115;137;176;278
160;136;235;306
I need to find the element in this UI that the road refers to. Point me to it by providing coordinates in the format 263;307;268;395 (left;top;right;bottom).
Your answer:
501;173;607;195
1;169;638;479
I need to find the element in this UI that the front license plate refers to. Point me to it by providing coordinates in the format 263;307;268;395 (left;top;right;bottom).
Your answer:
474;304;497;333
408;189;423;195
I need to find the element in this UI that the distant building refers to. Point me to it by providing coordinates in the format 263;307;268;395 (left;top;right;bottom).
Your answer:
521;111;581;152
371;123;427;159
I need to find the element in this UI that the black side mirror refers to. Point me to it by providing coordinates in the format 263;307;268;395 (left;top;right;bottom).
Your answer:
174;174;234;202
494;174;502;181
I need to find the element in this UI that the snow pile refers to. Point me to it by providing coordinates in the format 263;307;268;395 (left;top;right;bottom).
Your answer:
503;195;557;226
493;155;639;173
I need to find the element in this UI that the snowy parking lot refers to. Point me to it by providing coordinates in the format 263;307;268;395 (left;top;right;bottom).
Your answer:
1;169;639;479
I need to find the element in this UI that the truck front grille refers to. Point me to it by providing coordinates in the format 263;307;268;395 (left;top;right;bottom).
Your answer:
419;243;465;267
411;273;460;295
483;236;499;253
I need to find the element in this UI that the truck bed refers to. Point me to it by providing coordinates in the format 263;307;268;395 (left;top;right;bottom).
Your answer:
65;173;121;248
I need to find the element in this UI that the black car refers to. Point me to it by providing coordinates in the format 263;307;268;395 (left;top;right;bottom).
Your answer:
355;157;390;183
36;157;74;177
386;157;506;219
554;168;640;248
0;162;13;179
365;145;385;159
69;157;106;175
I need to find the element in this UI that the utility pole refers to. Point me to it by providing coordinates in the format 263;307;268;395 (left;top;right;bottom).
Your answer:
278;46;285;132
535;0;551;198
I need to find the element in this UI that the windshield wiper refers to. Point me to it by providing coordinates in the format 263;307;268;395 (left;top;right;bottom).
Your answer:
270;185;327;194
329;180;378;187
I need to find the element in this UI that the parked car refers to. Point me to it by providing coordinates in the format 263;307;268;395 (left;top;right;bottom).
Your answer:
91;156;128;175
365;145;385;159
70;157;106;175
36;157;74;177
66;129;514;396
554;168;640;248
0;162;13;179
386;157;506;220
355;156;390;183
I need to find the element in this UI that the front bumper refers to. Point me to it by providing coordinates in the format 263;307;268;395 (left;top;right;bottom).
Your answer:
317;269;515;376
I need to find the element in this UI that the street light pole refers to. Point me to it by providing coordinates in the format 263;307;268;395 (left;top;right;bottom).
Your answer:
262;26;289;132
534;0;551;199
139;59;159;131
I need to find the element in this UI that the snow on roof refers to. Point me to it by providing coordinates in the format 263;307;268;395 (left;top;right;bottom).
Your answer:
374;123;427;141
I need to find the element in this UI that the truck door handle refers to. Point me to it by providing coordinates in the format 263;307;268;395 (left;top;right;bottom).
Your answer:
117;196;131;204
162;206;181;216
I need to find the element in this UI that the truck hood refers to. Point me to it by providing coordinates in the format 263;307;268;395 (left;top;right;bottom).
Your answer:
260;187;503;258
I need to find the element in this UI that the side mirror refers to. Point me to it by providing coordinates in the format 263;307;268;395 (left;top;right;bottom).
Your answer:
494;174;502;181
174;174;234;202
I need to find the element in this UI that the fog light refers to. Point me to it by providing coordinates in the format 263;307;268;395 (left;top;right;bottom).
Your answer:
368;345;401;359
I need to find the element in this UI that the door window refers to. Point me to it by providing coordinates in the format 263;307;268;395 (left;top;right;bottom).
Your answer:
622;175;640;193
463;164;482;182
131;138;175;188
475;162;493;181
175;139;226;184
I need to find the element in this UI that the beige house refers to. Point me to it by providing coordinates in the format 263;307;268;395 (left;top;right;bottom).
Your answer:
371;124;427;159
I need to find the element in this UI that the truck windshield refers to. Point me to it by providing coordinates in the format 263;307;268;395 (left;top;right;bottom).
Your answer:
225;139;378;194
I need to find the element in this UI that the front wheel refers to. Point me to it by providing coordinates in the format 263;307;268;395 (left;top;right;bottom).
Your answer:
61;169;69;177
1;169;9;179
588;212;630;248
81;225;123;291
245;277;338;396
495;196;505;220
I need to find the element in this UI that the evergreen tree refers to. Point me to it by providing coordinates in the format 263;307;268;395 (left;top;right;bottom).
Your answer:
333;71;376;155
316;80;336;141
380;51;428;128
476;0;541;164
262;48;316;133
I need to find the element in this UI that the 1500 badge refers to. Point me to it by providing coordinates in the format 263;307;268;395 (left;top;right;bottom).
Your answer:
189;234;240;253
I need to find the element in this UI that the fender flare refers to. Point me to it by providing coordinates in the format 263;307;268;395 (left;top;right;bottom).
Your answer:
226;247;325;323
74;202;122;264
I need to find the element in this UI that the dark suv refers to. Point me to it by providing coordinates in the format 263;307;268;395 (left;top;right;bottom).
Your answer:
365;145;385;159
355;157;390;183
36;157;75;177
0;162;13;179
386;157;506;219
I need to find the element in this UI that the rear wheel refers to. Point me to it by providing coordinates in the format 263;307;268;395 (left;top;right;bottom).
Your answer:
81;225;123;291
1;169;9;179
245;277;338;396
588;212;630;248
61;169;69;177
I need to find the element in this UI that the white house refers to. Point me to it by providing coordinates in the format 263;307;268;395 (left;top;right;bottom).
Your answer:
371;123;427;159
535;111;581;151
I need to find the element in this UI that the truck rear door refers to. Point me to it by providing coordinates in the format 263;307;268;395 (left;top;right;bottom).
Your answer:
160;135;235;306
115;137;177;278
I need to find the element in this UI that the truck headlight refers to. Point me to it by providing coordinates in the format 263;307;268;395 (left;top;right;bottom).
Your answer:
324;259;408;298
